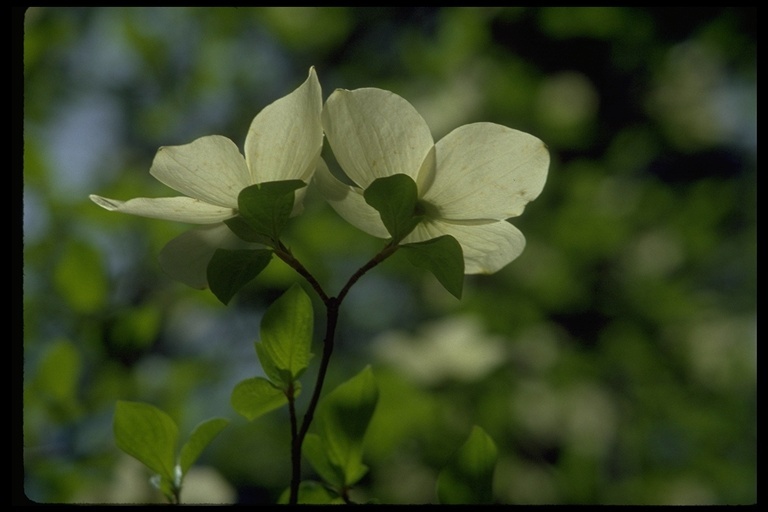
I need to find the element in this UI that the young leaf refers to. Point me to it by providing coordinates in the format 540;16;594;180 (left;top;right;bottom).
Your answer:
231;377;296;421
302;433;346;489
254;343;290;389
277;480;346;505
114;401;179;482
306;366;379;488
256;283;314;387
150;472;177;503
238;180;307;241
363;174;422;242
178;417;229;475
400;235;464;299
207;248;273;305
436;425;498;504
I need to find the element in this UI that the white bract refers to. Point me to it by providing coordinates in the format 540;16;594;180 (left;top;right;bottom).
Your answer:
90;68;323;288
316;87;549;274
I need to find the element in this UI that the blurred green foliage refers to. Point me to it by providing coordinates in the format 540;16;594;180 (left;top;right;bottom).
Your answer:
21;7;755;505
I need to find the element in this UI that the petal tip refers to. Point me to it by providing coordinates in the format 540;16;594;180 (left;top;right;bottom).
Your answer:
305;66;320;88
89;194;121;211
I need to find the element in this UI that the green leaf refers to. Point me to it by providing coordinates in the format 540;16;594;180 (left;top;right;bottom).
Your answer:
306;366;379;487
238;180;307;241
224;215;272;245
363;174;422;242
400;235;464;299
302;433;347;489
231;377;295;421
178;417;229;475
207;248;273;305
114;401;179;482
277;480;345;505
436;425;498;504
256;283;314;387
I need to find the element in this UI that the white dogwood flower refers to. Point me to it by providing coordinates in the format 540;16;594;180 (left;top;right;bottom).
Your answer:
90;68;323;288
316;87;549;274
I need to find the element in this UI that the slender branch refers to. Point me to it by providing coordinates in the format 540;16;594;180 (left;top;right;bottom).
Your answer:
285;241;400;504
288;295;338;504
298;297;339;440
340;486;354;504
287;382;300;503
337;242;399;303
273;242;330;303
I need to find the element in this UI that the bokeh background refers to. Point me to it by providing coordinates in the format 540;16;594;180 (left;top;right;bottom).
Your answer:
21;7;756;505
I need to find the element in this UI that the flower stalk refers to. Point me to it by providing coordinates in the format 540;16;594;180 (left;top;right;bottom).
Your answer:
285;242;398;504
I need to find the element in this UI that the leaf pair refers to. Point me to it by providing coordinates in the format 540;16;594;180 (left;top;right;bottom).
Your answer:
113;401;228;503
231;284;313;421
364;174;465;299
209;176;465;303
208;180;306;305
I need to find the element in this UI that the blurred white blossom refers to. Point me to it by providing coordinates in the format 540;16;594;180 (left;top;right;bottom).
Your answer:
373;316;507;385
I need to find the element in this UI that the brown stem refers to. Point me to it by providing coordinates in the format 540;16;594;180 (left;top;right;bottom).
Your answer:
287;381;300;503
287;241;399;504
273;242;330;303
337;242;399;303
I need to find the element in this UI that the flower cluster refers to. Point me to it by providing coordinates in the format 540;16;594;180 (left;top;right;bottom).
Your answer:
91;67;549;288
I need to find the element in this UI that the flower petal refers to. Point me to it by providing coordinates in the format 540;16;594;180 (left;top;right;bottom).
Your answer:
403;218;526;274
322;87;434;189
158;223;253;289
244;67;323;183
313;158;389;238
421;123;549;221
89;194;236;224
150;135;251;208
